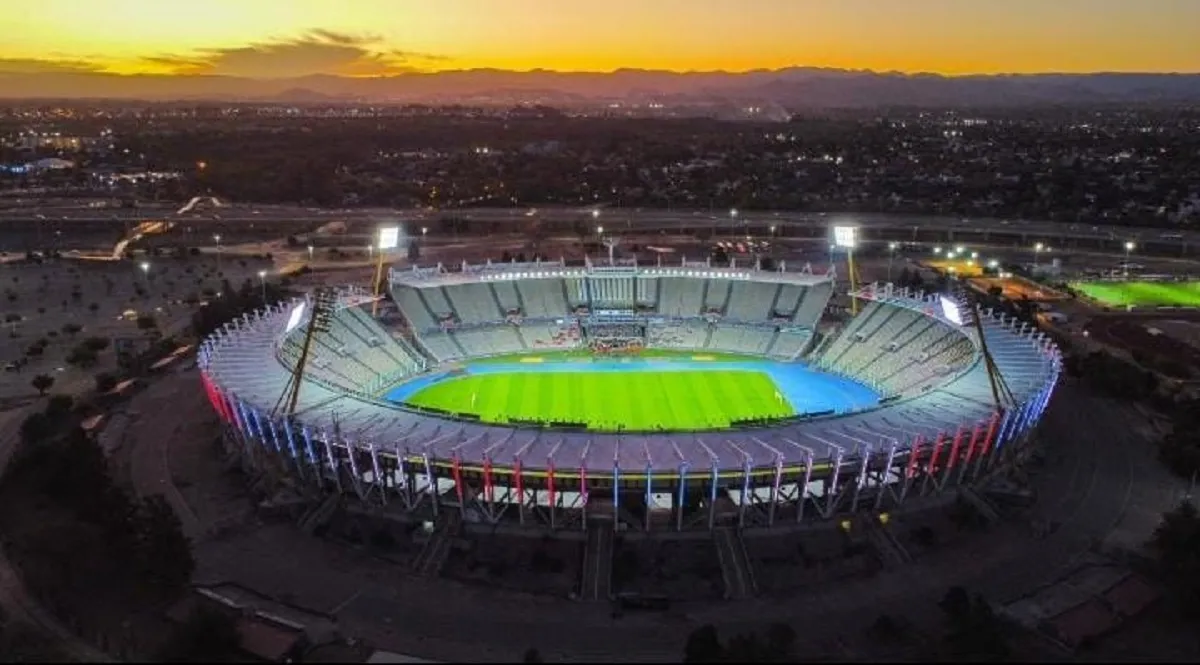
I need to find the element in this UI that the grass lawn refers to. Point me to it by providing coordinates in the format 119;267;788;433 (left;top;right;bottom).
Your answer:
1071;281;1200;307
403;369;791;431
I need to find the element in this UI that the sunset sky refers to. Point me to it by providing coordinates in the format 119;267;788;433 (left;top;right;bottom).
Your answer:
0;0;1197;78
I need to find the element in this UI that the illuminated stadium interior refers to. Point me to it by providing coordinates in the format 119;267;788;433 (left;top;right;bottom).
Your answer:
198;259;1060;531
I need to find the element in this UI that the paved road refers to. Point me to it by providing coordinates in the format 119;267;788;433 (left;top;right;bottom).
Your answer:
3;205;1199;248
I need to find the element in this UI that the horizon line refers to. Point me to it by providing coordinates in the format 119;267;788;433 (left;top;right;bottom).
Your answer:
4;66;1200;80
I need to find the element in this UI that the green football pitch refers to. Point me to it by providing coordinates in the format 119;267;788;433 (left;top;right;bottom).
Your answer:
403;369;792;432
1071;281;1200;307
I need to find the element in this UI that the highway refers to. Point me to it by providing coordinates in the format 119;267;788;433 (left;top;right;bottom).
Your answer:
2;204;1199;249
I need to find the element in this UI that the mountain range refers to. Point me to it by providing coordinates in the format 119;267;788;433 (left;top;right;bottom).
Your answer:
2;67;1199;107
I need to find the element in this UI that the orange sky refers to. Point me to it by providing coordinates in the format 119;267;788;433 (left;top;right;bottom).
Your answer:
0;0;1197;77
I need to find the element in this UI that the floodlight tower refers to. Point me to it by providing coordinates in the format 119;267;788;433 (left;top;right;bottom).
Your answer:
832;225;860;315
602;235;621;265
373;225;400;316
273;287;339;419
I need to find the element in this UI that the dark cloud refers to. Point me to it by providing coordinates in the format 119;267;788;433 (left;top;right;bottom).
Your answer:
0;57;105;75
142;30;448;78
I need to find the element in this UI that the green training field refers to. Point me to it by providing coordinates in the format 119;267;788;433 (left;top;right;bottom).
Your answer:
403;370;792;432
1071;280;1200;307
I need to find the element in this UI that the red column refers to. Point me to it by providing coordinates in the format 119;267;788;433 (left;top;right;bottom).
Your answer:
452;455;464;504
928;432;947;474
483;457;494;504
515;460;525;507
962;422;984;467
906;436;923;479
945;426;966;472
979;411;1003;458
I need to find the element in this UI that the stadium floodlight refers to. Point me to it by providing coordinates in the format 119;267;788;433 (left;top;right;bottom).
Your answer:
832;225;857;249
1123;241;1136;277
939;296;964;326
373;225;401;316
285;302;306;333
832;225;860;314
378;226;401;251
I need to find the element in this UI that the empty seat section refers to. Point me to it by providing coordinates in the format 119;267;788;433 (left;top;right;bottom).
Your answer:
646;320;708;349
793;282;833;328
522;321;582;349
768;330;812;360
418;332;465;363
706;324;776;355
492;281;522;312
422;287;455;318
516;279;569;319
657;278;705;317
443;283;501;325
729;282;778;321
393;286;437;331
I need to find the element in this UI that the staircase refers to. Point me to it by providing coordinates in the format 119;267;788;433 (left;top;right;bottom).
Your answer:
298;494;340;535
412;510;462;578
858;515;913;569
580;524;614;602
713;528;757;600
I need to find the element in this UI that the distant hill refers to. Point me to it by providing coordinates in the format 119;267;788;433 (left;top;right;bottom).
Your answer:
1;67;1198;107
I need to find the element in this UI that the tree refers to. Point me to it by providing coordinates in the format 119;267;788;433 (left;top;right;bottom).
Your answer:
66;346;98;368
136;314;158;331
61;322;83;337
157;606;242;663
939;586;1010;661
95;372;119;393
30;374;54;396
135;495;195;593
683;625;725;663
82;336;110;352
1150;501;1200;615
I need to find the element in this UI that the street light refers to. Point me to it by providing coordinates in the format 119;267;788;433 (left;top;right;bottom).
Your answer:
139;261;150;286
307;244;314;261
213;233;222;272
933;246;943;255
257;269;267;304
888;241;898;282
421;226;428;239
1033;242;1045;269
1124;241;1136;278
596;225;604;236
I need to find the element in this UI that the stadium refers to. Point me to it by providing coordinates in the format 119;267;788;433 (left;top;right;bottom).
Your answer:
198;258;1061;532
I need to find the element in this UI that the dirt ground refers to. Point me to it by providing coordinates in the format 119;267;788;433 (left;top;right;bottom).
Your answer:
971;276;1068;302
1084;315;1200;380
